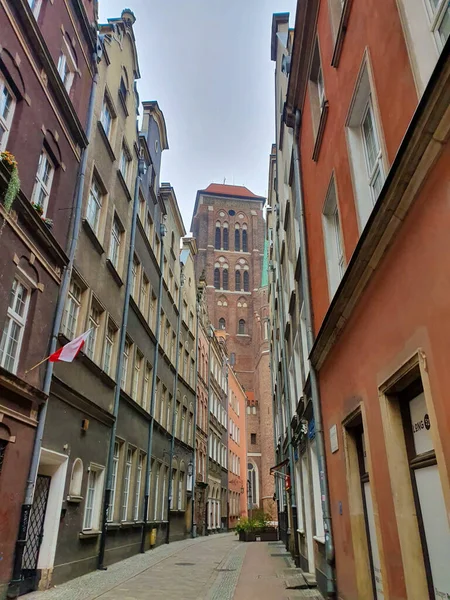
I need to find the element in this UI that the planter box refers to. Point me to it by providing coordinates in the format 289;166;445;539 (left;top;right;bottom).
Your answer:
239;528;278;542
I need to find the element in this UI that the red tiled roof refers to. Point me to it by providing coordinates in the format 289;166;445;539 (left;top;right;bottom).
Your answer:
203;183;264;199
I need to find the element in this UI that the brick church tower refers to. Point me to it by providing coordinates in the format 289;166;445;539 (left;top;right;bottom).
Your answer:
191;184;276;518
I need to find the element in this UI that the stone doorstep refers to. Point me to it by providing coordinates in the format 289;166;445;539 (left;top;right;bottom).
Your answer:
285;575;308;590
303;573;317;586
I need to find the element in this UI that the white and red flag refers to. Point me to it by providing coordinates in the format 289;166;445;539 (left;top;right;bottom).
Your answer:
49;329;92;363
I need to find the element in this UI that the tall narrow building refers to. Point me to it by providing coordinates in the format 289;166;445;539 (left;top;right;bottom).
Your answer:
191;184;275;518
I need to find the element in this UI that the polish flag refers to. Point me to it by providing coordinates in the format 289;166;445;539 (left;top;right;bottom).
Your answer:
49;329;92;363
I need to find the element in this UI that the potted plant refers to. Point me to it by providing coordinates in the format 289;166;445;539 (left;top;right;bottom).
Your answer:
0;150;20;213
235;511;278;542
31;202;44;216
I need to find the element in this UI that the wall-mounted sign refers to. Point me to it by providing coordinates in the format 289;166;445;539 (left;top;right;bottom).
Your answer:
330;424;338;453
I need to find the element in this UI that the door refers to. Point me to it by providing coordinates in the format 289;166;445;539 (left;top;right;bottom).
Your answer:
301;452;315;573
20;475;51;595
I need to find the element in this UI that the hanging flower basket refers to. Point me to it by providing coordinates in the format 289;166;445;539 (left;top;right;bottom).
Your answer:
0;151;20;213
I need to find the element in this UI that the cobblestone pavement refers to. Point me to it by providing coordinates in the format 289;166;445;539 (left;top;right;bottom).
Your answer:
27;533;245;600
27;535;324;600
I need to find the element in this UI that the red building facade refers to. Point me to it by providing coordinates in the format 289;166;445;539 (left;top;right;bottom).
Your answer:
283;0;450;598
0;1;96;597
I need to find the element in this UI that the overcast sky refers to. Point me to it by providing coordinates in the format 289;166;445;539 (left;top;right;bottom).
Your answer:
99;1;297;230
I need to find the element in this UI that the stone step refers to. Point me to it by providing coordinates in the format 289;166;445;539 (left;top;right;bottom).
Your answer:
285;575;308;589
303;573;317;587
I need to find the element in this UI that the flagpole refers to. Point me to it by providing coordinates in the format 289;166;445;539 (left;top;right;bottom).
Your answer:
25;355;52;374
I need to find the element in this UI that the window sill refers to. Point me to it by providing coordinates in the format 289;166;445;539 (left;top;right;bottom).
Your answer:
297;528;305;535
79;530;101;539
97;121;116;162
313;535;325;545
120;521;136;529
331;0;353;68
82;219;105;255
106;258;124;287
312;101;329;162
117;169;132;202
67;495;83;504
106;521;121;530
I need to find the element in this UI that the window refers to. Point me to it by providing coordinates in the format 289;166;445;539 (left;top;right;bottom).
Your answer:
131;255;140;301
103;321;116;376
243;271;249;292
100;98;113;139
263;319;269;340
242;226;248;252
107;442;120;522
248;462;258;507
62;279;81;339
153;462;160;520
122;447;133;521
119;144;131;185
425;0;450;47
28;0;42;18
161;466;167;520
109;216;122;271
31;150;54;216
346;62;385;231
181;407;187;442
86;177;103;236
223;223;229;250
238;319;245;335
0;75;15;151
235;226;240;251
133;454;143;521
222;268;229;290
132;351;142;400
86;301;101;361
215;222;221;249
119;77;127;107
251;433;257;445
235;270;241;291
328;0;345;41
57;39;77;93
309;40;326;138
219;318;226;330
214;268;220;289
142;363;151;411
323;178;345;298
121;339;130;390
0;278;30;374
140;273;149;315
83;465;104;531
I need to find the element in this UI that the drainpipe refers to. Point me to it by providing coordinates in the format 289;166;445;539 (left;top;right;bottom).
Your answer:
165;264;184;544
205;325;213;534
98;153;144;569
190;286;203;537
272;203;300;567
292;108;336;597
139;219;167;553
7;64;99;600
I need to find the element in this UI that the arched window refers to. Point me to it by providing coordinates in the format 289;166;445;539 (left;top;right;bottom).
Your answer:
69;458;83;497
214;268;220;289
222;268;229;290
223;223;229;250
235;226;240;251
238;319;245;334
235;270;241;291
248;461;259;507
219;318;226;330
242;226;248;252
215;222;221;249
243;271;249;292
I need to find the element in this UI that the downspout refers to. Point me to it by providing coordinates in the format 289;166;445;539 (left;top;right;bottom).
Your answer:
98;153;144;569
205;326;213;534
140;218;167;553
7;63;99;600
292;108;336;597
165;263;184;544
272;202;300;567
190;287;202;537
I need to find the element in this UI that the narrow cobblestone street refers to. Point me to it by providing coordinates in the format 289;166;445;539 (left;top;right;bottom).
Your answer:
25;534;323;600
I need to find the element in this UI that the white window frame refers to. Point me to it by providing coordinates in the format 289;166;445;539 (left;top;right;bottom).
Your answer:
28;0;43;18
121;339;130;390
100;97;113;139
0;74;16;152
0;277;31;374
86;176;103;236
322;177;345;298
424;0;449;49
57;39;77;93
83;464;105;531
121;447;133;521
31;150;54;217
132;350;142;400
107;441;120;522
86;301;101;361
103;322;115;376
62;279;81;339
345;60;385;232
361;100;384;203
153;462;160;520
109;217;122;270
